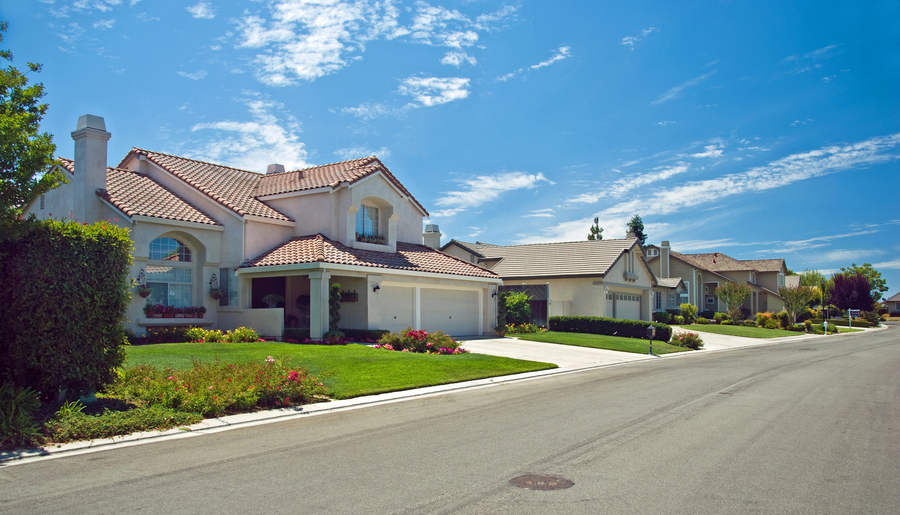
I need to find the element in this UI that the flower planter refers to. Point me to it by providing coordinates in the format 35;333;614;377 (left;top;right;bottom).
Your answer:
151;313;163;319
175;314;185;318
163;313;174;319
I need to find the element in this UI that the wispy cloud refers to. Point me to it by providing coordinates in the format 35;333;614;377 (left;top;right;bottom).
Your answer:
657;121;675;126
692;144;724;158
186;2;215;19
177;70;208;80
652;71;716;105
189;94;311;173
565;164;690;205
872;259;900;270
753;230;880;254
521;133;900;243
93;19;115;30
333;146;391;160
620;27;657;50
398;76;470;107
495;45;571;81
340;102;395;120
441;51;476;67
524;208;555;218
432;172;553;218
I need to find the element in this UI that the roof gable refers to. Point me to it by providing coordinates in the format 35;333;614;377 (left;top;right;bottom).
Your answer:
459;238;640;279
100;166;221;226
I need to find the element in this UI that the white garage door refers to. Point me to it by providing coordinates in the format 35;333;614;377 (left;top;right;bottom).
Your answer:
616;293;641;321
421;288;480;337
380;286;414;333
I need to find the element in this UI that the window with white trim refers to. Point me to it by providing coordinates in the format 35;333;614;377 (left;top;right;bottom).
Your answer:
355;205;380;240
219;268;239;307
681;281;690;304
146;237;192;307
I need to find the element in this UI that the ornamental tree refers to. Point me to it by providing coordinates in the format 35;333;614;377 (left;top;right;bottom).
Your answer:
829;273;875;313
0;22;65;219
716;281;751;323
779;285;819;324
839;263;888;302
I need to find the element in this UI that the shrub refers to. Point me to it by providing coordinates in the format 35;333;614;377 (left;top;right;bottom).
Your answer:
340;328;389;342
0;217;132;400
46;405;203;443
549;316;672;342
698;310;716;320
497;291;509;326
506;292;532;325
787;324;805;332
756;312;772;327
670;332;704;349
224;326;261;343
652;311;672;324
721;320;733;325
0;382;42;449
375;327;466;354
743;320;756;327
506;323;543;334
203;329;225;343
764;319;779;330
696;317;709;324
107;357;327;417
775;311;791;329
186;327;208;342
283;328;310;342
679;303;698;324
673;315;685;325
146;326;191;344
827;318;872;328
329;283;341;331
713;312;729;322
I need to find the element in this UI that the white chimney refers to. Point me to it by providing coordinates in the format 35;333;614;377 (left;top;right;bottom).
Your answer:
71;114;110;223
660;240;671;279
423;224;442;249
266;164;285;174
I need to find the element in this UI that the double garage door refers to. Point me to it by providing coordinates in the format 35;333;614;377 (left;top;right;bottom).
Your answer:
379;287;481;337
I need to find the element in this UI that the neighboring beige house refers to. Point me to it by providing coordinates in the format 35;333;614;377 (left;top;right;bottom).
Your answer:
645;241;786;315
25;114;501;339
885;292;900;315
441;238;660;323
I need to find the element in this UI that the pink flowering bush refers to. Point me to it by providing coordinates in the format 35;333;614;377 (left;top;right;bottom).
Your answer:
670;331;704;349
375;327;468;355
107;357;327;417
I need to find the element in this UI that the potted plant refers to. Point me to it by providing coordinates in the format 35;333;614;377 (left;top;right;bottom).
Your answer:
143;303;155;318
136;285;153;299
174;306;185;319
209;287;222;300
163;305;176;318
197;306;207;319
494;325;507;338
184;306;196;318
261;293;285;308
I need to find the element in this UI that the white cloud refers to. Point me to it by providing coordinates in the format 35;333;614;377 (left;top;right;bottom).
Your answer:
652;71;716;105
872;260;900;270
442;51;476;67
340;102;394;120
620;27;656;50
186;2;215;19
521;133;900;243
93;19;115;29
565;164;689;205
531;46;570;69
398;76;470;107
333;146;391;160
692;144;724;158
190;95;311;173
657;121;675;126
753;230;881;254
432;172;553;218
177;70;208;80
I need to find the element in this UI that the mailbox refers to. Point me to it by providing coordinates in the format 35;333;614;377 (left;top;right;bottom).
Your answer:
646;326;656;340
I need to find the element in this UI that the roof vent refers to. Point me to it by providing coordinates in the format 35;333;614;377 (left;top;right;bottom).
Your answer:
425;224;440;233
266;164;285;174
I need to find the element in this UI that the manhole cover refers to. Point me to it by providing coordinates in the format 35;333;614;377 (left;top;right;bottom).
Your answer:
509;475;574;490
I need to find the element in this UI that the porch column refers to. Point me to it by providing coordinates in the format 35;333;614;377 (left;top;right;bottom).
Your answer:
309;270;331;339
366;274;382;330
413;286;421;330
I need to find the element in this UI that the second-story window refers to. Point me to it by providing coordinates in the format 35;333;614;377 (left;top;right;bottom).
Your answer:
356;205;383;244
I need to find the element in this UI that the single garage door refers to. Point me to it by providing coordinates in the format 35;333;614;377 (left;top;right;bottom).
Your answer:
421;288;480;337
615;293;642;321
380;286;414;333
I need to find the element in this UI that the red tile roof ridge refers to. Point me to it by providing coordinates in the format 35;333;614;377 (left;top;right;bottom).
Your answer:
287;155;377;173
315;233;326;262
121;147;263;176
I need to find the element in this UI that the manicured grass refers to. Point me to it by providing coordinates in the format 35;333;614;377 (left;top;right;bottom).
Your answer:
512;332;691;355
679;324;789;338
125;342;556;400
836;327;863;333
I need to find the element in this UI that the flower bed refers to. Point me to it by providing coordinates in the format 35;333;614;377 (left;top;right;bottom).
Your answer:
375;327;468;355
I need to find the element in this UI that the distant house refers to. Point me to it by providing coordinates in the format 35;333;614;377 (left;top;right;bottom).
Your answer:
25;114;501;339
441;237;661;323
644;241;786;315
885;292;900;315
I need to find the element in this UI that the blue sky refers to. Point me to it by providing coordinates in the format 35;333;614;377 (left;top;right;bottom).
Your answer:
6;1;900;295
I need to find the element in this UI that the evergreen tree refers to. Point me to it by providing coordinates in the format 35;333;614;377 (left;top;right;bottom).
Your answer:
587;217;603;240
626;214;647;245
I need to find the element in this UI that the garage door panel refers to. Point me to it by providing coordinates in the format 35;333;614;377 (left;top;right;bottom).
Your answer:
421;289;479;337
616;293;641;321
380;286;414;333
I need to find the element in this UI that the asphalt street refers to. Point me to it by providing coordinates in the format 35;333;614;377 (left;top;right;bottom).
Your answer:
2;326;898;514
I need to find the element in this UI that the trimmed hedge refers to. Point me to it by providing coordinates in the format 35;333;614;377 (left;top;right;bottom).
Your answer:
341;328;390;341
0;217;132;400
826;318;873;328
549;316;672;342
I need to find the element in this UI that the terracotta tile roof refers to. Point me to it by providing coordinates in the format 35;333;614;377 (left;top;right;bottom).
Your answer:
740;259;785;273
254;156;428;216
57;157;75;174
121;148;293;222
458;238;640;279
98;167;221;226
677;252;755;272
241;234;499;279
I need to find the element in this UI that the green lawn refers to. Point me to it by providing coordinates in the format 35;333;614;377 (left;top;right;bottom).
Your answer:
680;324;863;337
512;332;691;355
125;342;556;399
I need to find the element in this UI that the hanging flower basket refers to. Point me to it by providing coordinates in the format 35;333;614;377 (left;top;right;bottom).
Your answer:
209;288;222;300
137;285;153;298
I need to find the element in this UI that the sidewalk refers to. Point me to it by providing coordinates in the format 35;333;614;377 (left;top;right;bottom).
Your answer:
2;325;877;465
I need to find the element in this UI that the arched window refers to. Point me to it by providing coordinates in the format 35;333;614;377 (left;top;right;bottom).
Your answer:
146;237;193;307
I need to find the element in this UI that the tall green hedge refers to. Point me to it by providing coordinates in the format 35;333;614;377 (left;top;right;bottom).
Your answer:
549;316;672;341
0;216;133;400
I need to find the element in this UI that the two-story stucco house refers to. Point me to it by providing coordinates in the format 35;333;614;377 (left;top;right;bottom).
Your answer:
25;115;501;339
644;241;786;315
441;237;669;323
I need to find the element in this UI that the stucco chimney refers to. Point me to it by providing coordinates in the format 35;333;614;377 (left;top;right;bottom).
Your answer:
660;240;671;279
423;224;442;249
71;114;110;222
266;164;285;174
